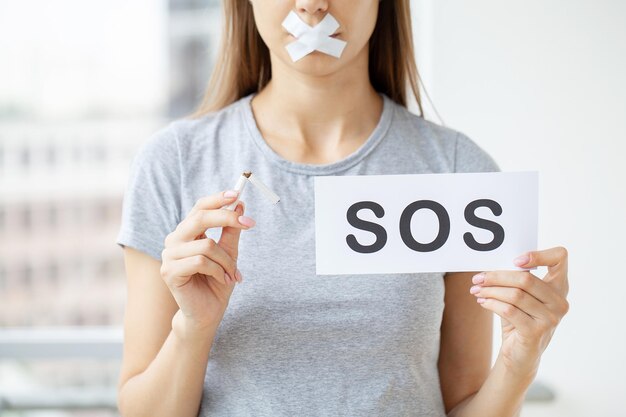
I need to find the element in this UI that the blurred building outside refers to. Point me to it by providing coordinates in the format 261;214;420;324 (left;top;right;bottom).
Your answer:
0;0;219;414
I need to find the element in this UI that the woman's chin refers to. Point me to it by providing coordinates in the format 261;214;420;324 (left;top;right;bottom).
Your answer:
286;53;347;76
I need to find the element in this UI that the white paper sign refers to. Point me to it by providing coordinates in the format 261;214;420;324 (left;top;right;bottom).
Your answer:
314;171;538;274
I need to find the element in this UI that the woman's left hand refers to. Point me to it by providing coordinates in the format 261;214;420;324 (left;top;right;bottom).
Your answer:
469;246;570;377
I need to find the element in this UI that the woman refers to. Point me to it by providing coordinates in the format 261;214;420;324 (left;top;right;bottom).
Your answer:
115;1;570;416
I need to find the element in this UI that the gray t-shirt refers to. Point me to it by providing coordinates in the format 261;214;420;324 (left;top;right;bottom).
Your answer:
116;92;500;417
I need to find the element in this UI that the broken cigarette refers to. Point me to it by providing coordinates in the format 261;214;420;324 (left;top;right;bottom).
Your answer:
222;171;281;211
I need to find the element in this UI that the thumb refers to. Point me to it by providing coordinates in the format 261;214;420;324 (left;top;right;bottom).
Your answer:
218;201;245;263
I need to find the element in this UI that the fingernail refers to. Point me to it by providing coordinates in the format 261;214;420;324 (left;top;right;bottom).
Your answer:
472;273;485;285
224;190;239;198
235;268;243;282
513;254;530;266
470;285;481;294
477;297;486;304
238;216;256;228
224;272;232;284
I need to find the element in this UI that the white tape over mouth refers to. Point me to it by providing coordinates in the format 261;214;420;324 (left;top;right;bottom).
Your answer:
281;11;348;62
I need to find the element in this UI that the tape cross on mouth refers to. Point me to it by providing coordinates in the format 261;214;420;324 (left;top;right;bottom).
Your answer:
281;11;348;62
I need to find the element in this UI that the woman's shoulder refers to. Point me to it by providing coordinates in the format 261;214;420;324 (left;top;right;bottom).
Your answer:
389;100;501;173
129;95;249;168
164;95;250;154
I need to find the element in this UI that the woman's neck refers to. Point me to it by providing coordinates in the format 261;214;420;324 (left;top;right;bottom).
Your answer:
250;48;383;164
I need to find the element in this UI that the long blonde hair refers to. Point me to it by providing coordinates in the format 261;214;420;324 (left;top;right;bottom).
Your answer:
185;0;424;119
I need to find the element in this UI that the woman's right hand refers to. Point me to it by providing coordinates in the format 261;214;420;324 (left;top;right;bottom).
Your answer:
160;190;255;334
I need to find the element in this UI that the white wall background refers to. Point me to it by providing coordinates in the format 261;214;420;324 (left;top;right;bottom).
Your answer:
413;1;626;416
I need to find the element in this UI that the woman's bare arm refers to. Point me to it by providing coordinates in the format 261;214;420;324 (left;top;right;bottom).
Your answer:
116;247;219;417
439;271;494;414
